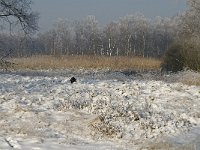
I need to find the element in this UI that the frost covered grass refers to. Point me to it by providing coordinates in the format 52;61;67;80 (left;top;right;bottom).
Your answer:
0;69;199;149
177;70;200;86
11;55;161;70
143;141;197;150
137;70;200;86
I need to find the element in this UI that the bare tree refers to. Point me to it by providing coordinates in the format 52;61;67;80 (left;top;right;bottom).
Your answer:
0;0;39;34
179;0;200;38
119;14;150;57
0;0;39;69
53;19;73;56
73;16;101;55
104;21;120;56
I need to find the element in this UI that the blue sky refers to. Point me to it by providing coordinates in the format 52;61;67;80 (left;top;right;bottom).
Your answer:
33;0;187;31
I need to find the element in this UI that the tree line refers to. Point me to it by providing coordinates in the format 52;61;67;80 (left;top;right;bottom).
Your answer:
0;0;199;59
0;14;180;58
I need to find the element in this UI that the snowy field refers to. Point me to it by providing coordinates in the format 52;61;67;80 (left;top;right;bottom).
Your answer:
0;69;200;149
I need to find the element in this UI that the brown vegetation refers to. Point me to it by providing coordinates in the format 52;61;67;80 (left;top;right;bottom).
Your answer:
161;44;185;73
178;70;200;86
161;39;200;73
142;141;196;150
181;39;200;72
11;55;161;71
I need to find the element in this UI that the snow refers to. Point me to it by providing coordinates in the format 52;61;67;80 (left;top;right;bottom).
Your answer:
0;69;199;149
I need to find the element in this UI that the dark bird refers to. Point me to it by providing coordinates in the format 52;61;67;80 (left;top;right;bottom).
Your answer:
70;77;76;84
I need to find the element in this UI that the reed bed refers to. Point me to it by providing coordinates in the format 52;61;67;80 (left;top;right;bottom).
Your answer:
11;55;161;71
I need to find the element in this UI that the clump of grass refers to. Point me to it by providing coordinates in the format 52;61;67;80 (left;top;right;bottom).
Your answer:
143;141;197;150
11;55;161;71
178;70;200;86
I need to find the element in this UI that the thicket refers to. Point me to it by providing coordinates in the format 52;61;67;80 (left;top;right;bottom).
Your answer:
161;44;184;73
182;39;200;71
162;39;200;72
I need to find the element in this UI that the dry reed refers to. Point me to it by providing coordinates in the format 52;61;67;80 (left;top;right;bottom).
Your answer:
11;55;161;71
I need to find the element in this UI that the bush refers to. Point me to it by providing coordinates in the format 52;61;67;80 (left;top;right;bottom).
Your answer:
161;39;200;73
161;44;185;73
182;40;200;71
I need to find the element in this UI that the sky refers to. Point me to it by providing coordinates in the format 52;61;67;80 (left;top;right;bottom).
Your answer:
32;0;187;32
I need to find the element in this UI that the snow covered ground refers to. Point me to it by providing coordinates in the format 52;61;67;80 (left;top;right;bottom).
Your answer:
0;69;199;149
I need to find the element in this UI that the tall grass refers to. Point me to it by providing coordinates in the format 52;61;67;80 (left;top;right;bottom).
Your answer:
11;55;161;70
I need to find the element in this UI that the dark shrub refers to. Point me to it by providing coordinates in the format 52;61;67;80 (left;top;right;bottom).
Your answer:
182;41;200;72
161;44;185;73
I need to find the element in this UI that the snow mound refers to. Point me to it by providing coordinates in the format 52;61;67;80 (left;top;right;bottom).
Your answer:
0;70;199;149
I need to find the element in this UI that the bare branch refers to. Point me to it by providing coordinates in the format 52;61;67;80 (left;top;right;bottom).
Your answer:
0;0;39;34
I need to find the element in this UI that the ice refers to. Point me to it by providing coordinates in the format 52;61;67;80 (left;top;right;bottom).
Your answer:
0;69;199;149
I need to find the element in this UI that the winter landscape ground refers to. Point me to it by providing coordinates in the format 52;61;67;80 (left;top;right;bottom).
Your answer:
0;69;200;149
